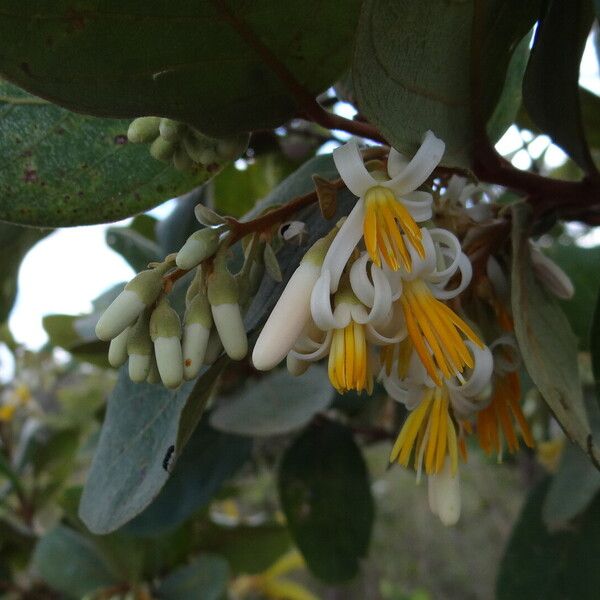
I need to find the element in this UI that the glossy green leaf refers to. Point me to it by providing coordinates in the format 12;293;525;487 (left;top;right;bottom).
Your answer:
79;360;225;534
352;0;539;167
497;479;600;600
211;366;333;436
125;416;251;536
32;525;118;598
157;555;229;600
0;1;360;138
510;203;600;468
278;420;374;583
0;81;210;227
523;0;598;176
0;222;47;322
544;242;600;351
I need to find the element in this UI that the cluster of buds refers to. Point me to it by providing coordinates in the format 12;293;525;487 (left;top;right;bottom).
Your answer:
127;116;248;172
251;132;564;526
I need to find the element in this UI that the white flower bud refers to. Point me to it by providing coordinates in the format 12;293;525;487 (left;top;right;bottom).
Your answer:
127;117;160;143
150;299;183;389
108;327;130;368
428;460;461;526
182;293;213;380
95;270;164;341
176;228;220;270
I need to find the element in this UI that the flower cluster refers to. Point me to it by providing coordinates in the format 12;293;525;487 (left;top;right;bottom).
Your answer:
252;133;537;525
127;116;248;172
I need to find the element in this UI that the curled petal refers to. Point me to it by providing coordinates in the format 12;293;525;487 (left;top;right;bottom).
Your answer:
446;341;493;400
400;228;437;281
310;271;337;330
490;333;521;374
430;252;473;300
384;131;445;196
321;199;365;292
332;139;376;197
400;191;433;222
290;330;332;362
350;252;374;306
427;228;463;283
351;264;393;325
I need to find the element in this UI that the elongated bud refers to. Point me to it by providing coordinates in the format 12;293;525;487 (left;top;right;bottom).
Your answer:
159;118;184;142
208;262;247;360
95;269;164;341
252;230;336;371
286;352;309;376
127;117;160;143
182;133;211;163
150;299;183;388
150;136;177;163
203;327;223;365
173;145;195;171
182;293;213;379
108;327;130;368
176;228;220;270
428;460;461;526
127;311;152;382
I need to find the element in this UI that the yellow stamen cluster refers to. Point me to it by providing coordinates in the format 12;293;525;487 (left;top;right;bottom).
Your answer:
328;321;372;394
390;386;459;476
477;371;534;456
400;280;482;385
364;186;424;271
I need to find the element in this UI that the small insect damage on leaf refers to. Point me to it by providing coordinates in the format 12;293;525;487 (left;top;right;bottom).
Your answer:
22;168;38;183
113;134;128;145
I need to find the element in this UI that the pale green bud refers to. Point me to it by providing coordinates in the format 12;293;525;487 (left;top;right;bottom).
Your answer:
203;327;223;365
108;326;130;368
211;303;247;360
127;312;152;382
207;262;239;306
176;228;220;270
173;145;195;172
127;116;161;143
182;133;211;163
150;298;181;341
150;299;183;388
95;270;163;341
159;118;184;142
198;147;217;165
184;292;213;328
150;136;176;162
182;322;211;380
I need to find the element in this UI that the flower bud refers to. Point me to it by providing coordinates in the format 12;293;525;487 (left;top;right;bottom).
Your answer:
176;228;220;270
203;327;223;365
108;326;130;368
428;460;461;526
182;133;212;163
95;269;164;341
208;263;247;360
182;293;213;380
127;311;152;382
127;116;161;143
252;231;336;371
173;145;195;172
150;299;183;388
150;136;176;163
159;118;184;142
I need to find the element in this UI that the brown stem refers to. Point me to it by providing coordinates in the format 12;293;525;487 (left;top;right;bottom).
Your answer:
212;0;386;144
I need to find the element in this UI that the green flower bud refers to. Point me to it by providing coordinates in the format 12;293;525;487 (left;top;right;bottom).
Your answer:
176;228;220;270
159;118;184;142
150;136;176;163
108;326;130;368
127;311;152;382
127;116;161;143
173;145;195;172
207;262;239;307
203;327;223;365
182;133;211;163
95;269;163;341
185;292;213;328
150;299;183;388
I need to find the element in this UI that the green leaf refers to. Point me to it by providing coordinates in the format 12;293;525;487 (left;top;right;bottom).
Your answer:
210;366;333;436
352;0;539;167
79;360;225;534
278;420;374;583
0;222;48;322
124;416;251;536
543;390;600;526
497;478;600;599
0;81;211;227
523;0;598;176
105;225;162;272
0;1;360;137
593;289;600;408
544;242;600;351
156;555;229;600
510;203;600;468
32;525;118;598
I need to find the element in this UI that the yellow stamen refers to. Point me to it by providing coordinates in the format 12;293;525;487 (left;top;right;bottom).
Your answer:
391;386;461;476
401;280;483;385
364;186;424;272
327;321;371;393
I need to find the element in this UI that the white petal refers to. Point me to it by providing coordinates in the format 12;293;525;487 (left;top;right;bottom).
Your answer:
447;341;493;400
350;252;374;307
400;191;433;222
332;139;377;196
386;147;410;178
384;131;445;195
322;199;365;292
310;271;337;330
400;228;436;281
489;334;521;374
290;331;332;362
427;228;463;283
430;252;473;300
352;264;392;325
